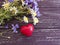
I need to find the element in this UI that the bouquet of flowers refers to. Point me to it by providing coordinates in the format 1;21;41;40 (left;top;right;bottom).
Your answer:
0;0;41;36
0;0;40;25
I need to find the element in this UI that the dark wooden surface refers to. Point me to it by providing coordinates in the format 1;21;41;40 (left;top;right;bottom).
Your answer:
0;0;60;45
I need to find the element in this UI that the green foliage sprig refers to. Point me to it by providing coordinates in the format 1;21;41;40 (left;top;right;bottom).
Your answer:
0;0;39;25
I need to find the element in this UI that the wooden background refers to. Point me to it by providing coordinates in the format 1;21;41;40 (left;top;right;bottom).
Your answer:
0;0;60;45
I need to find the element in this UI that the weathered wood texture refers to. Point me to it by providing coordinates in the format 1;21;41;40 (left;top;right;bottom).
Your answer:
0;0;60;45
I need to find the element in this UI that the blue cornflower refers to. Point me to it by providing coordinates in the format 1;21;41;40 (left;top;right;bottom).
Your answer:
11;24;18;33
34;1;41;16
25;0;41;16
28;2;35;8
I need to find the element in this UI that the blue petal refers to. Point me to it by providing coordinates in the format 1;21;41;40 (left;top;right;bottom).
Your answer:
8;0;14;2
12;26;18;33
15;24;19;28
11;24;18;33
37;11;41;17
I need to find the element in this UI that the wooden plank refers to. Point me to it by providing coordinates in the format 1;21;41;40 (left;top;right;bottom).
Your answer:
0;29;60;45
35;14;60;29
40;8;60;14
38;0;60;8
0;0;60;45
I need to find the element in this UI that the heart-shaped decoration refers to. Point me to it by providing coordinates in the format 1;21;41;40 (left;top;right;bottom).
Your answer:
20;24;34;36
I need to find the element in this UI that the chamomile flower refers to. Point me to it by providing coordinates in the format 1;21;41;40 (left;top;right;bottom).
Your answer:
2;2;10;10
23;16;28;23
10;7;18;15
33;17;39;25
29;8;37;17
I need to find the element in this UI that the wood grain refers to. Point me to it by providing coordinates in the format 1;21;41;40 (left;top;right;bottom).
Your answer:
0;0;60;45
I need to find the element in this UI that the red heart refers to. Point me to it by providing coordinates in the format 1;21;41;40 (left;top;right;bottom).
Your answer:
20;24;34;36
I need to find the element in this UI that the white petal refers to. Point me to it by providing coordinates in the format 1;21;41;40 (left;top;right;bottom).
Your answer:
33;17;39;25
23;16;28;23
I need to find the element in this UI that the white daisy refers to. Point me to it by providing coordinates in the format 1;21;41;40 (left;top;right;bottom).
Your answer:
2;2;10;10
10;7;18;14
33;17;39;25
23;16;28;23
